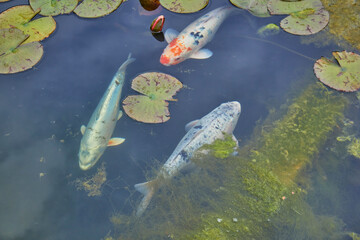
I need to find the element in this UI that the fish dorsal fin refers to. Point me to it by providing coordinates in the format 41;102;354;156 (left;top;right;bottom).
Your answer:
185;120;199;132
108;137;125;146
118;110;123;120
190;48;213;59
165;28;179;43
80;125;86;135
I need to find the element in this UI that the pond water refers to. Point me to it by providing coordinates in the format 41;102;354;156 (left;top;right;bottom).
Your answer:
0;0;359;239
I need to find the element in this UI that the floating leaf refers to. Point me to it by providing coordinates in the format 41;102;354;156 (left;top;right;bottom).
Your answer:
257;23;280;37
0;5;56;43
29;0;78;16
74;0;123;18
0;28;43;74
314;51;360;92
280;8;329;35
122;72;182;123
267;0;324;15
139;0;160;11
230;0;270;17
159;0;209;14
0;0;11;2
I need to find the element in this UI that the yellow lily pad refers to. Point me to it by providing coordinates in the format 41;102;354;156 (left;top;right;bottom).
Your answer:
122;72;182;123
159;0;209;14
0;28;44;74
139;0;160;11
74;0;123;18
29;0;78;16
314;51;360;92
0;5;56;43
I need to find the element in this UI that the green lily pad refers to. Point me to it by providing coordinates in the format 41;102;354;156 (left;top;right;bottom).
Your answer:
0;28;43;74
159;0;209;14
230;0;270;17
74;0;123;18
0;5;56;43
122;72;182;123
267;0;324;15
280;8;329;35
29;0;78;16
0;0;11;2
314;51;360;92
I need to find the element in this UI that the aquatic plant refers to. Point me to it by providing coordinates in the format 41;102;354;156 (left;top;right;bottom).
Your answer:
320;0;360;51
150;15;165;33
75;163;107;196
29;0;78;16
314;51;360;92
230;0;271;17
0;28;44;74
200;134;237;159
110;81;347;239
268;0;329;35
122;72;182;123
139;0;160;11
0;5;56;43
257;23;280;37
74;0;123;18
159;0;209;13
347;138;360;159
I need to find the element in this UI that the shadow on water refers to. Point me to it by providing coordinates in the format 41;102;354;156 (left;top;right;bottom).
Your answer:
0;0;359;239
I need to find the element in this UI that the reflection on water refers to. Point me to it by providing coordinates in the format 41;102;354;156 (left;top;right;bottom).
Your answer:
0;0;359;239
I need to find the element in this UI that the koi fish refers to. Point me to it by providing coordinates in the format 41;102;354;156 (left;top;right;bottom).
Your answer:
134;101;241;216
78;54;135;170
160;6;235;66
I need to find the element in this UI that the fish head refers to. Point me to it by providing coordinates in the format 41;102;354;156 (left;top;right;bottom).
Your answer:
218;101;241;133
78;143;104;170
160;38;190;66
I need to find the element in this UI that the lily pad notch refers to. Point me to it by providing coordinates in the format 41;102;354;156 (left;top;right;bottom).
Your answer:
122;72;182;123
314;51;360;92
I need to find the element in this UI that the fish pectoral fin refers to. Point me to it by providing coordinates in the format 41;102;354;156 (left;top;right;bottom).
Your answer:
190;48;213;59
108;137;125;146
80;125;86;135
118;110;123;120
232;134;239;148
165;28;179;43
185;119;199;132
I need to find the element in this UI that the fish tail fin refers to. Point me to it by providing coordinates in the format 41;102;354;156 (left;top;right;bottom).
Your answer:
134;180;156;217
118;53;136;72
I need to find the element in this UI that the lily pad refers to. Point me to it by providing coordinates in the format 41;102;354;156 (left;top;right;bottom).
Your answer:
0;5;56;43
0;28;43;74
74;0;123;18
122;72;182;123
159;0;208;14
230;0;270;17
29;0;78;16
280;8;329;35
267;0;324;15
314;51;360;92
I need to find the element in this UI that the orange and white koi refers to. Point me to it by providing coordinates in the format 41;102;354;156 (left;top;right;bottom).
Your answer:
160;6;235;66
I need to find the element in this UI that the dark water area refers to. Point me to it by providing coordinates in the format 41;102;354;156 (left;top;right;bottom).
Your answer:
0;0;359;239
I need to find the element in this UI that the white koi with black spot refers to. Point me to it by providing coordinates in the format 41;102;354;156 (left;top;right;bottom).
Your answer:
134;101;241;216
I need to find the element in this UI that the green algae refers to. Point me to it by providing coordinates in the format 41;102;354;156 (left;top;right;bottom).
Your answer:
200;134;237;159
348;138;360;159
110;81;348;239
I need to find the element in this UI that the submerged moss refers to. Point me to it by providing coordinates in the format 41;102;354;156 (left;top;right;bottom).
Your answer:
110;81;347;239
201;134;237;159
348;138;360;159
